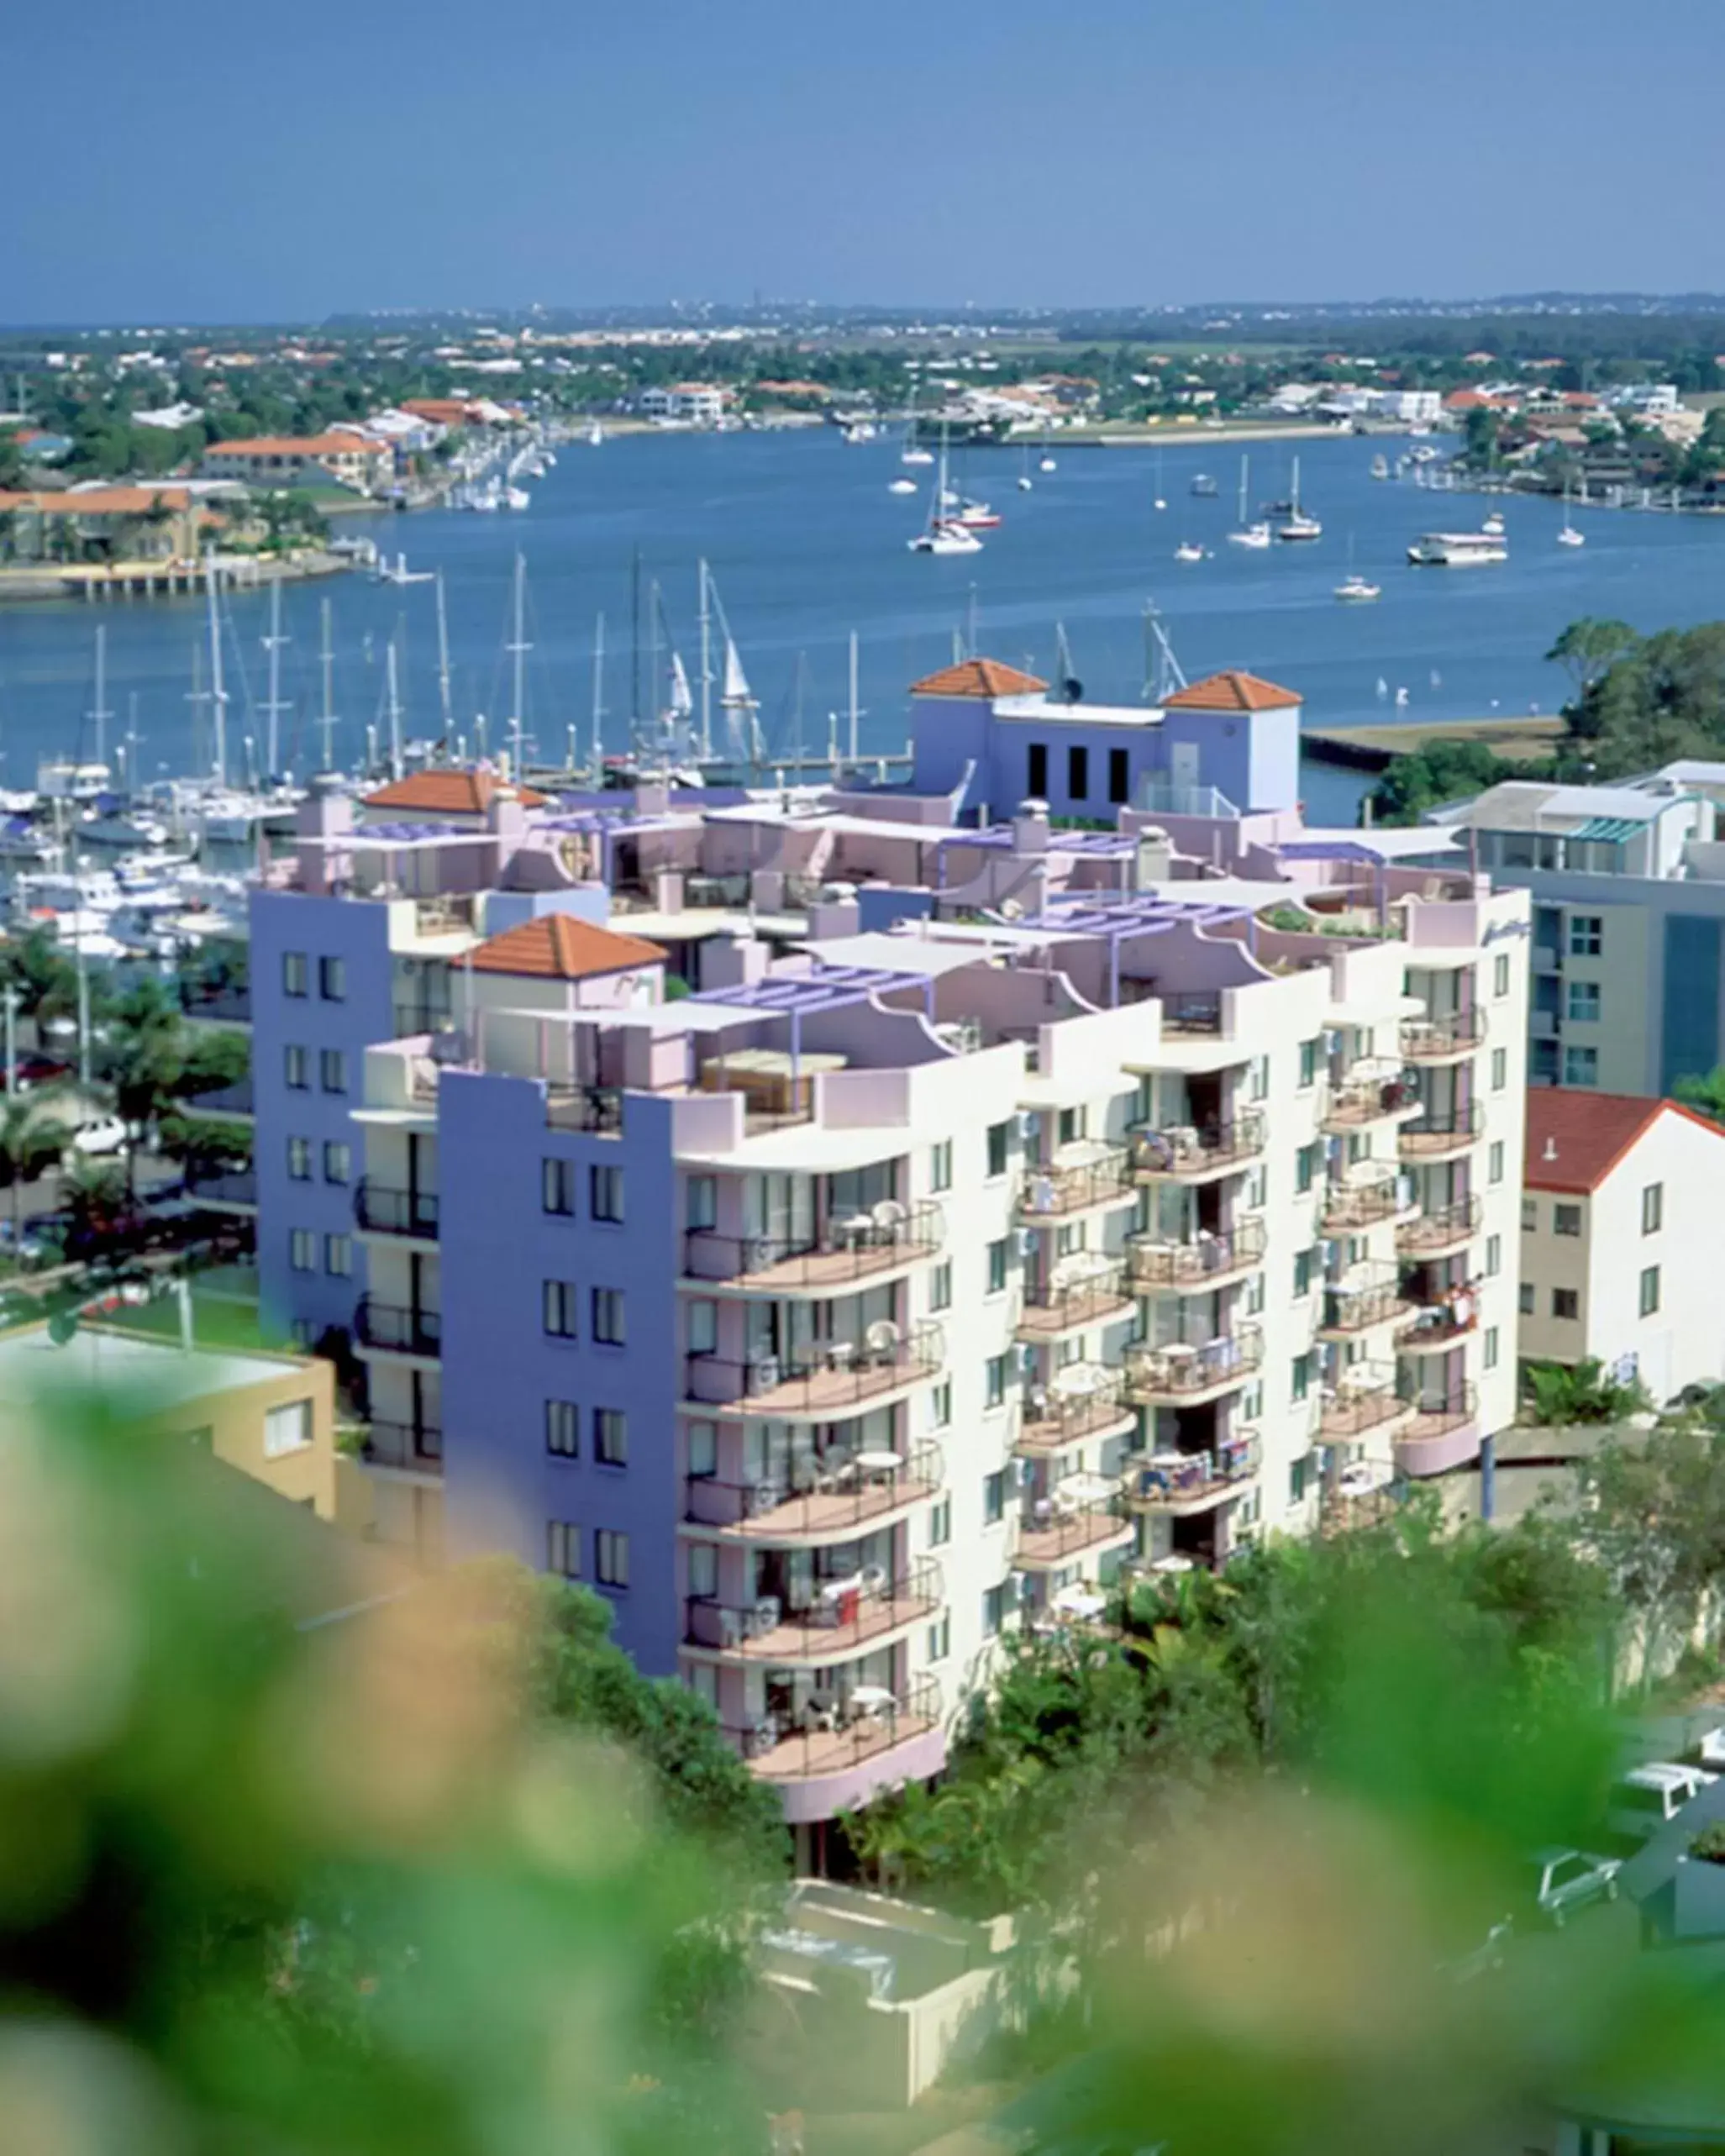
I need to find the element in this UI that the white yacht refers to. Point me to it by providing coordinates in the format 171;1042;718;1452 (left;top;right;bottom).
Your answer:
1227;455;1272;547
908;522;983;556
1557;485;1585;546
889;476;918;495
1334;572;1382;602
1175;540;1205;563
1407;530;1509;566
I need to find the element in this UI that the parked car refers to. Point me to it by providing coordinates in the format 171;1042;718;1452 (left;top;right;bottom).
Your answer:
1526;1848;1622;1925
6;1053;73;1092
1607;1763;1717;1841
66;1115;129;1159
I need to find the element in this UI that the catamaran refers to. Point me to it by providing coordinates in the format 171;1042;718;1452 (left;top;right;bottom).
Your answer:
909;444;985;554
1276;456;1322;541
1227;456;1272;549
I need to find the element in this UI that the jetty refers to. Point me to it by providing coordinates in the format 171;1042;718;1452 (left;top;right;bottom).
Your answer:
1302;713;1568;772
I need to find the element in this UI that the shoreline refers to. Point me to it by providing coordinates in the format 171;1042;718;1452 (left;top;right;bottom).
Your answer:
1303;714;1568;771
0;549;354;606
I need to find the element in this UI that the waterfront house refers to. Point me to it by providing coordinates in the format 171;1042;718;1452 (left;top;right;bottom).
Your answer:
202;430;393;497
0;485;203;563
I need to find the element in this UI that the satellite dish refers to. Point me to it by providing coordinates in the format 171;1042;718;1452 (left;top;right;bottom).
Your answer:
1000;897;1024;920
1063;676;1083;702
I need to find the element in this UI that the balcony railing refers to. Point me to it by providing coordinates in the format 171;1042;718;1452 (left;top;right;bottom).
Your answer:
355;1181;440;1238
1126;1217;1265;1291
1018;1259;1135;1336
1402;1008;1486;1060
1319;1274;1413;1335
1018;1369;1134;1453
1131;1112;1266;1180
1317;1365;1409;1439
683;1322;944;1416
727;1675;942;1782
1018;1146;1133;1218
1321;1071;1417;1132
1398;1102;1484;1159
683;1202;944;1291
1130;1434;1261;1510
1401;1381;1479;1441
544;1086;623;1136
684;1559;944;1659
363;1420;444;1470
1396;1287;1480;1349
1123;1323;1264;1402
355;1298;443;1356
1320;1170;1414;1233
1396;1195;1484;1256
181;984;251;1023
1016;1489;1133;1565
187;1167;257;1207
682;1441;944;1537
392;1000;457;1040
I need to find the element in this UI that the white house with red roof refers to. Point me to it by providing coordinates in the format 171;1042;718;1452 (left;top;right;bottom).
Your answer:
1520;1090;1725;1403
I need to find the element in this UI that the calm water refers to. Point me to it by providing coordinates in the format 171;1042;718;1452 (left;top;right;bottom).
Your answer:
3;428;1724;823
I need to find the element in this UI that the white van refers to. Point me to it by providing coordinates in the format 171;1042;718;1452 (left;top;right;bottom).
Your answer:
1607;1762;1715;1841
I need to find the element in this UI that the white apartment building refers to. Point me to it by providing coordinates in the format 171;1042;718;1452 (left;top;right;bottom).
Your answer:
1521;1090;1725;1404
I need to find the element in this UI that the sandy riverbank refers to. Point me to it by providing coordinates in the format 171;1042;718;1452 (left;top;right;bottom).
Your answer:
1303;714;1568;770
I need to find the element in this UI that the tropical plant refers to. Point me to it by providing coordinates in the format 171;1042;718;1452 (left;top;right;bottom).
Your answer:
0;1087;72;1238
1523;1355;1650;1427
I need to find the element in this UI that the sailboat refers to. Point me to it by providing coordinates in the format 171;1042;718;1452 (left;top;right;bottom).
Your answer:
908;441;983;554
1174;539;1205;563
1276;455;1322;540
1334;537;1380;602
1018;447;1033;492
1153;451;1166;512
1038;426;1056;473
901;406;933;465
587;421;604;447
1370;452;1390;480
1557;481;1586;547
1227;455;1272;549
889;474;918;494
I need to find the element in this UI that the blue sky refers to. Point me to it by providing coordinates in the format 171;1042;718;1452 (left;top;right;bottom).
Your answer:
8;0;1725;323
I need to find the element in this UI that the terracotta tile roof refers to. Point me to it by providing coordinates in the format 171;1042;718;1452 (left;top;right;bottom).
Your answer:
361;770;549;814
206;434;387;457
1524;1089;1719;1194
909;658;1049;699
469;914;667;981
1161;670;1301;713
0;487;190;514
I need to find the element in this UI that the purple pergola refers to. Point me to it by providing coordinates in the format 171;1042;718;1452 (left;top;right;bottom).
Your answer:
1024;891;1262;1007
692;964;937;1079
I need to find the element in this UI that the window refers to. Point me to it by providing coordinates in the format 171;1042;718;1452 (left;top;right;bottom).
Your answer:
928;1497;951;1548
1494;954;1511;998
1642;1183;1664;1236
323;1140;350;1185
542;1158;576;1216
318;954;346;1002
1291;1353;1312;1405
1553;1287;1580;1321
595;1529;629;1589
986;1122;1009;1179
319;1048;348;1095
590;1165;624;1223
1067;744;1089;802
982;1583;1007;1638
1058;1107;1081;1146
1566;980;1601;1023
1027;742;1049;798
685;1175;716;1231
1249;1054;1270;1102
1108;746;1130;806
1489;1141;1505;1186
986;1238;1008;1295
282;951;308;997
1486;1233;1501;1278
1639;1265;1661;1317
686;1421;716;1478
982;1470;1005;1525
1491;1048;1507;1092
1247;1273;1265;1316
548;1521;581;1579
930;1139;953;1193
1569;915;1602;958
324;1233;352;1277
1554;1202;1582;1238
1293;1248;1314;1300
984;1354;1008;1411
1522;1196;1538;1232
1290;1455;1308;1506
592;1288;626;1346
264;1399;313;1456
929;1380;952;1428
546;1401;580;1457
1518;1281;1535;1315
543;1280;578;1338
594;1408;628;1466
285;1044;309;1091
930;1261;953;1313
1295;1142;1320;1196
289;1228;315;1274
927;1614;951;1663
1297;1037;1320;1089
1485;1326;1500;1372
686;1300;717;1356
287;1136;312;1181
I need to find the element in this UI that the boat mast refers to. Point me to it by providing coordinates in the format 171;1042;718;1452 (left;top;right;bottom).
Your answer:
592;611;606;773
1237;455;1248;528
260;576;288;777
848;629;860;765
697;559;713;760
203;554;228;787
386;632;403;780
88;623;113;774
507;550;529;778
318;597;338;772
434;570;454;743
124;690;139;791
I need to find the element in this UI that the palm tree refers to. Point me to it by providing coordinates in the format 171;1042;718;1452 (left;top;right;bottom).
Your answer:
1523;1355;1650;1428
0;1090;71;1245
58;1154;127;1264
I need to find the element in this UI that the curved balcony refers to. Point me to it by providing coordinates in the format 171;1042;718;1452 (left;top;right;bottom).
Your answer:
1401;1008;1486;1062
354;1297;442;1358
1018;1144;1134;1221
1318;1271;1415;1341
1396;1290;1480;1350
1017;1367;1137;1456
1395;1384;1480;1478
1321;1069;1420;1135
1317;1363;1414;1441
355;1180;439;1238
1320;1168;1416;1235
1396;1195;1484;1259
1015;1479;1135;1570
1128;1433;1260;1515
682;1202;943;1294
1123;1323;1264;1407
1016;1257;1135;1342
682;1322;944;1418
1131;1112;1266;1183
1126;1217;1265;1295
1398;1103;1485;1162
726;1675;946;1826
682;1441;944;1543
683;1559;944;1664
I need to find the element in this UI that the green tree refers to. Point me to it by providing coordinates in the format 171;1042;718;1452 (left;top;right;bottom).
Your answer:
1523;1355;1651;1427
0;924;79;1028
0;1087;72;1241
1675;1065;1725;1124
1547;617;1640;703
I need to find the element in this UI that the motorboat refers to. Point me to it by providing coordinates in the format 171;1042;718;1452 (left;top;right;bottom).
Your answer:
1228;522;1272;550
1370;454;1390;480
1191;472;1218;497
1407;531;1508;565
1481;510;1506;536
889;476;918;495
1175;540;1205;563
1334;572;1382;602
950;498;1000;529
1039;453;1056;472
